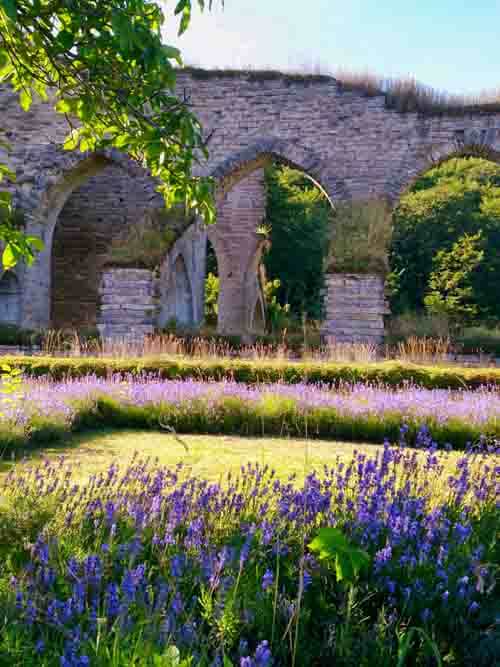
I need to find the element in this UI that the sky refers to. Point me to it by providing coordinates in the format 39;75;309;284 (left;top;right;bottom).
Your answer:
162;1;500;95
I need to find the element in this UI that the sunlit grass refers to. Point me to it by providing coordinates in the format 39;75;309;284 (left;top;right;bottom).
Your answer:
0;429;474;488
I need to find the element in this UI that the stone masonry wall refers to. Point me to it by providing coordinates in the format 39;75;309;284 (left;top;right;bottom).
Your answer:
97;269;157;341
322;274;389;345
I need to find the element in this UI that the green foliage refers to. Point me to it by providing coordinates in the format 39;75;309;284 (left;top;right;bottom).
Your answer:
457;325;500;355
263;278;290;333
204;272;219;325
0;0;219;268
107;208;187;269
0;155;43;267
424;232;484;324
309;528;370;583
264;165;330;320
325;199;393;275
0;322;41;346
390;157;500;320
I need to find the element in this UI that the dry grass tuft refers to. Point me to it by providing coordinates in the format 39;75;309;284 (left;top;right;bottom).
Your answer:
335;69;500;114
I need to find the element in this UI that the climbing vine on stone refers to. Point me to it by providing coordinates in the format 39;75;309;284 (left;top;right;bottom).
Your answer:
0;0;220;267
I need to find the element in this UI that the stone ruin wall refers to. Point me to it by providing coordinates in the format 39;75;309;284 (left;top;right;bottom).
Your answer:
322;274;390;345
0;72;500;340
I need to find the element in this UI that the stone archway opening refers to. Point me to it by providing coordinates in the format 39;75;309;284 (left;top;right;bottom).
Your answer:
204;238;220;329
49;161;162;330
389;154;500;332
0;271;21;326
210;151;334;339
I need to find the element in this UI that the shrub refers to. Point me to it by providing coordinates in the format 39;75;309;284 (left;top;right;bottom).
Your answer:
389;157;500;319
325;199;392;275
105;207;191;270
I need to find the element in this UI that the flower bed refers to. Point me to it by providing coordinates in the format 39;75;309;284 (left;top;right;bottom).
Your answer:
1;375;499;451
1;442;498;665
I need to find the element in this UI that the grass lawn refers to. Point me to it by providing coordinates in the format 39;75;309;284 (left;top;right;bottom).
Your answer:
0;429;470;485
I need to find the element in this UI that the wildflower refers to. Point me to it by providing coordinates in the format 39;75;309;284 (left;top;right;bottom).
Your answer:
255;640;272;666
468;601;480;614
261;569;274;591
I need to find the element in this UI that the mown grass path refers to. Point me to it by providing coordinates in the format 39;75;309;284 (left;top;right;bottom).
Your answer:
0;430;471;486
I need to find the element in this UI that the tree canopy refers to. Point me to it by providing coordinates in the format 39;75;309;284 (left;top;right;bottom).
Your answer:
0;0;218;268
389;157;500;322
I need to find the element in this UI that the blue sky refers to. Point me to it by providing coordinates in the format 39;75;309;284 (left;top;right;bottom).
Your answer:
163;1;500;94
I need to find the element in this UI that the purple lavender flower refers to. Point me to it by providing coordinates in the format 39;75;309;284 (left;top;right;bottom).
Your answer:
261;569;274;591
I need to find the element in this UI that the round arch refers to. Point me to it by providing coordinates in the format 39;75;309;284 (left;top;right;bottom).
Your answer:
20;149;146;329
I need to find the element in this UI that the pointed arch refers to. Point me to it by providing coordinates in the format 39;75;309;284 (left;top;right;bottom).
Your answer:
173;253;194;327
0;271;22;325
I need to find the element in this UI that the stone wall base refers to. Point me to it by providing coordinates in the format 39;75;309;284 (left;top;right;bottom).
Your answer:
97;269;157;341
321;273;389;345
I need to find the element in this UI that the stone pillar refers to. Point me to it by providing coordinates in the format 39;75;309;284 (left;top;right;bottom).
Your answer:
321;273;389;345
211;168;267;338
97;268;157;341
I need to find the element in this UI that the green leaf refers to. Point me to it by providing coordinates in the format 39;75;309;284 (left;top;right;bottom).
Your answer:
55;99;74;114
2;244;17;269
56;30;74;50
63;130;81;151
0;49;9;70
309;528;370;583
0;0;17;21
19;88;32;112
26;235;44;251
174;0;189;15
163;45;183;66
163;645;180;666
178;6;191;35
309;527;349;559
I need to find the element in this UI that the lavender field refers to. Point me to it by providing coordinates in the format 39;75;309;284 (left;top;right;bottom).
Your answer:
1;375;499;449
1;440;498;665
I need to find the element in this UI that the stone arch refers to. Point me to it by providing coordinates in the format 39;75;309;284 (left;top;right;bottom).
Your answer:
387;137;500;203
208;140;337;337
19;150;148;329
0;271;22;326
158;222;207;329
172;254;194;327
209;137;342;204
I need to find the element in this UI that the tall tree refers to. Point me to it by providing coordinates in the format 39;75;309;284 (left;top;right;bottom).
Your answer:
0;0;219;267
389;157;500;320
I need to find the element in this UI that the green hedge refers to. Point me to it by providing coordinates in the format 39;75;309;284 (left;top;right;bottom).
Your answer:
2;355;500;389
